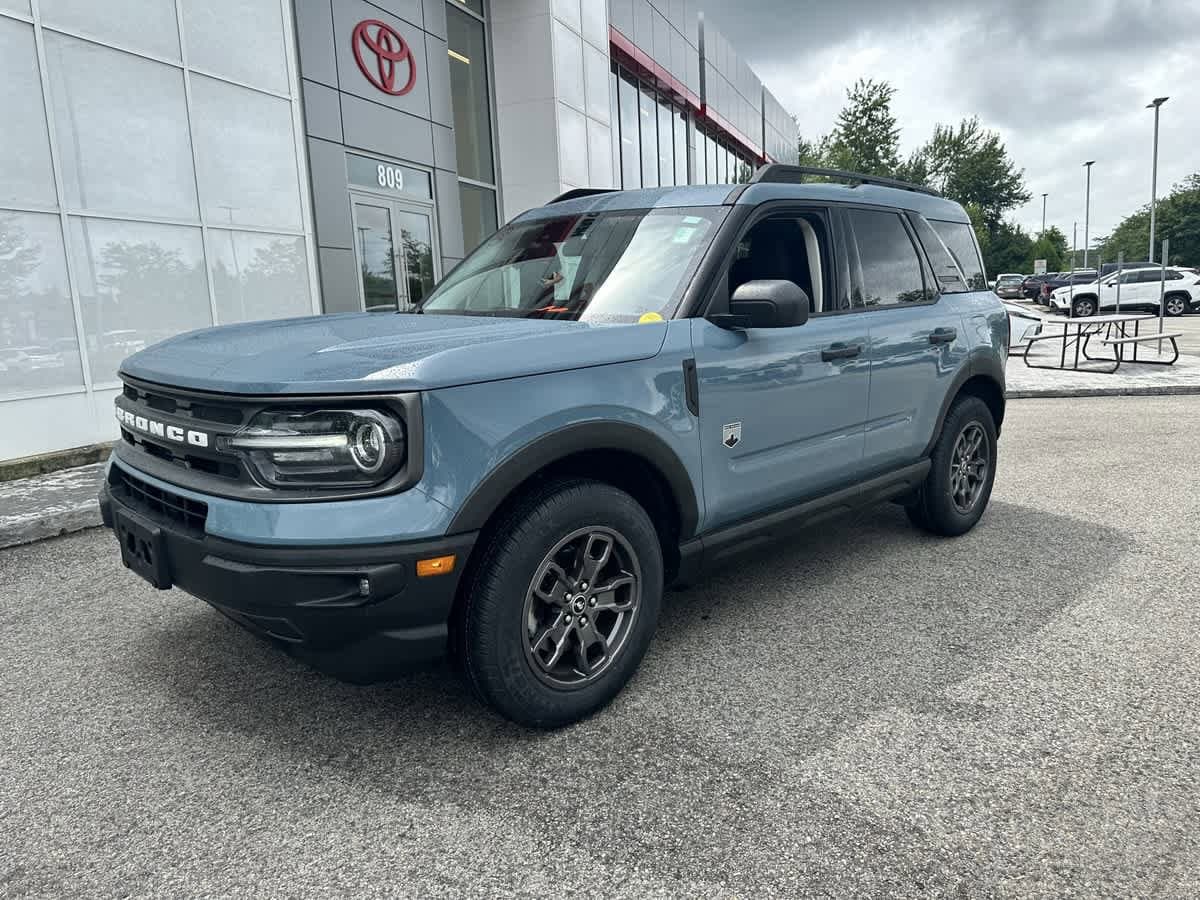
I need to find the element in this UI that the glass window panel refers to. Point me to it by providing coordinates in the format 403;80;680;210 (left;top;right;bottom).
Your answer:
46;33;198;220
639;86;658;188
705;133;716;185
0;18;56;208
609;69;621;187
209;230;310;325
40;0;180;60
618;71;640;189
447;5;495;184
452;0;483;13
69;218;211;384
190;74;302;230
675;107;688;185
182;0;288;94
657;98;673;185
353;203;398;312
395;210;436;308
459;182;498;255
0;211;84;396
929;220;986;290
848;209;928;307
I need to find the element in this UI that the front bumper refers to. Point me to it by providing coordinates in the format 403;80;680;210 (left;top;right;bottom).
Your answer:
100;475;476;682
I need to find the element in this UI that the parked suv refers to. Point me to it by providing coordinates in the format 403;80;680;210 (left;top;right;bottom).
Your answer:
1038;270;1097;303
1048;266;1200;317
99;166;1008;727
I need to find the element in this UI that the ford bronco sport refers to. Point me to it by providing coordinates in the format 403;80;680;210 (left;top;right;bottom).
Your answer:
100;165;1008;728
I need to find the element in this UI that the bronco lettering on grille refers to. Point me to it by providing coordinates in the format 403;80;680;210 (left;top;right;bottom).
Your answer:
115;406;210;448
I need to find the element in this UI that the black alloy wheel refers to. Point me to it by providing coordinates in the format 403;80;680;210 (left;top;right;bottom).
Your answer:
949;423;989;515
1164;294;1187;317
522;526;642;688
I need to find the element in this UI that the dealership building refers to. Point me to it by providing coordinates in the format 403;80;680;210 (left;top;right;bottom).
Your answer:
0;0;797;462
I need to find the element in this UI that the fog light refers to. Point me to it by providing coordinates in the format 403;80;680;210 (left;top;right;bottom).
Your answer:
416;555;456;577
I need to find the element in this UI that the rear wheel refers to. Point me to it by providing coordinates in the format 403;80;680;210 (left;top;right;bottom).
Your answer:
1164;293;1188;317
906;395;997;537
1071;296;1097;318
455;478;663;728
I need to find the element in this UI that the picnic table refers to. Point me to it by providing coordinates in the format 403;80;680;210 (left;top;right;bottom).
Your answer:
1022;312;1181;373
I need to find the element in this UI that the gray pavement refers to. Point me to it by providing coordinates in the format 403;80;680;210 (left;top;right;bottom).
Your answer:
2;396;1200;898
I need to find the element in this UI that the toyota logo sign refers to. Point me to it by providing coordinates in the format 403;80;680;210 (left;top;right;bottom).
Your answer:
351;19;417;96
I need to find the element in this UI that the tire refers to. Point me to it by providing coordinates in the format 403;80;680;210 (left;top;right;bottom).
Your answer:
1071;296;1097;318
906;395;997;537
455;478;663;728
1164;293;1188;318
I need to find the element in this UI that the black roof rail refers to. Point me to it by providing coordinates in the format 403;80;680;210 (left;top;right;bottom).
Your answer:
549;187;620;204
750;164;941;197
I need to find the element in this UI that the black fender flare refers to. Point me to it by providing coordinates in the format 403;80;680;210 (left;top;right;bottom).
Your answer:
446;421;701;539
923;351;1006;457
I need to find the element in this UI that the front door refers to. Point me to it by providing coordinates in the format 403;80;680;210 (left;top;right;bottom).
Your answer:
690;210;871;531
351;195;439;312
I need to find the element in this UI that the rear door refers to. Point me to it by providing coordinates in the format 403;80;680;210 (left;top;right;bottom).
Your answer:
844;207;970;471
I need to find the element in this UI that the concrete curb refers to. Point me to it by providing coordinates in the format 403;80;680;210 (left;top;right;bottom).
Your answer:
1007;385;1200;400
0;501;102;550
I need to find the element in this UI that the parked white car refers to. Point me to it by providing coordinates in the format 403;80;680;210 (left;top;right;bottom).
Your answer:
1048;266;1200;317
1002;301;1044;348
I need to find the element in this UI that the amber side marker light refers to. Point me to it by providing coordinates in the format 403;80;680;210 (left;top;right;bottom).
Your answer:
416;555;456;577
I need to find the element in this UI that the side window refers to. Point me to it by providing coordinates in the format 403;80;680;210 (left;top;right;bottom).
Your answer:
908;214;967;293
728;211;832;314
847;209;929;307
1166;270;1183;281
929;219;987;290
1118;270;1140;284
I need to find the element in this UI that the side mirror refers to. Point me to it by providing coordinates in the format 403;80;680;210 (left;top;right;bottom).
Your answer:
711;279;811;329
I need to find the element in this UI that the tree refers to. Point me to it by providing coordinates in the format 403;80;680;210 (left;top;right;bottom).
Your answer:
1098;173;1200;265
1028;226;1069;273
911;117;1030;228
826;79;901;176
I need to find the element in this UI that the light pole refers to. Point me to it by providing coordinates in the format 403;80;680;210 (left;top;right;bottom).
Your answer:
1041;193;1048;236
1147;96;1168;262
1082;161;1095;269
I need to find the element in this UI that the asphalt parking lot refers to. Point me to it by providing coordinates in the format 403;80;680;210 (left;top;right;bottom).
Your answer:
3;396;1200;898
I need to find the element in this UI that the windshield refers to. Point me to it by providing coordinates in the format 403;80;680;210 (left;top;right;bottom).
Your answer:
418;207;726;322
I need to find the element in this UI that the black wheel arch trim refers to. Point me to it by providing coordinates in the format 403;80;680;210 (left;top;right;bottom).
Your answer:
446;421;701;539
922;351;1006;457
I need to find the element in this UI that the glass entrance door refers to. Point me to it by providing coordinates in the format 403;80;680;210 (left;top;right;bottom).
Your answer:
351;195;439;312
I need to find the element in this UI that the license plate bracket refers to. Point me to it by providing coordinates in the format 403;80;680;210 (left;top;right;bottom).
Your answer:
115;507;172;589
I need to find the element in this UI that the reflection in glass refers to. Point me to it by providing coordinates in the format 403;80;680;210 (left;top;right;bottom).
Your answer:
46;33;198;220
609;69;621;188
657;98;673;186
209;230;311;325
447;5;495;184
639;86;657;188
41;0;181;60
354;204;399;312
190;74;302;230
618;71;640;189
0;212;85;396
459;181;498;255
69;218;211;384
396;211;436;308
674;107;688;185
182;0;289;94
0;18;57;208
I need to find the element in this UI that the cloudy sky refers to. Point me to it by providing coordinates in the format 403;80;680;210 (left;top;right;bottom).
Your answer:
703;0;1200;251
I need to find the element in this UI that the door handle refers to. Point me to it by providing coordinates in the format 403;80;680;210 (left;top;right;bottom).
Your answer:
928;327;958;345
821;342;862;361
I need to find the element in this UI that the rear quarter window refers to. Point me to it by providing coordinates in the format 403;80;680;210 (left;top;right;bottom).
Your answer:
929;219;987;291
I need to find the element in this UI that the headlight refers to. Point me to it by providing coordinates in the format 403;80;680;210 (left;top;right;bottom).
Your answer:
219;408;406;489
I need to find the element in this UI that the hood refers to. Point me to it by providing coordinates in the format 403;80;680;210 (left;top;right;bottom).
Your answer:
120;312;669;395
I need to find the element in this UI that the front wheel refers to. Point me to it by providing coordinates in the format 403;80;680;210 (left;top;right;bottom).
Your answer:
1071;296;1097;318
455;478;663;728
906;395;998;537
1164;294;1188;317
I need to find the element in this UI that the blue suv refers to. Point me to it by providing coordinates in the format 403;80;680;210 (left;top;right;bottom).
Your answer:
100;166;1008;727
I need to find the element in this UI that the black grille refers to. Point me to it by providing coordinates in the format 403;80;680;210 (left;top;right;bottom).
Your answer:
111;467;208;533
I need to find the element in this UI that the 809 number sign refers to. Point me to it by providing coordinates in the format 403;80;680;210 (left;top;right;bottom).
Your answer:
376;164;406;191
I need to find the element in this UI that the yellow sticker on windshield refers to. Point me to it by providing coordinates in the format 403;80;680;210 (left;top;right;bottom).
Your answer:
638;312;664;324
